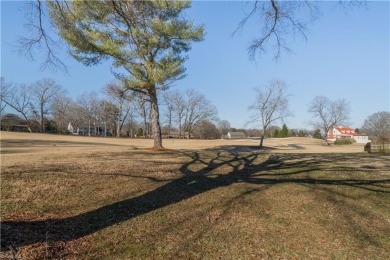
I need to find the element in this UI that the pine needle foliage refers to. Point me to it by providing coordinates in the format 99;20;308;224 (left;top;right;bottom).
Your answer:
47;0;204;147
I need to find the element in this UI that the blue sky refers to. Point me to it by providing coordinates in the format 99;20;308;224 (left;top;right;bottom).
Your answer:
1;1;389;130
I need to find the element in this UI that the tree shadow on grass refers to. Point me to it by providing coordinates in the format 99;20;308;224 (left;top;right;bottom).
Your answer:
1;148;390;255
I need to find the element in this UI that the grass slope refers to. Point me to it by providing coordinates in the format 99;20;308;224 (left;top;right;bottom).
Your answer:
1;147;389;259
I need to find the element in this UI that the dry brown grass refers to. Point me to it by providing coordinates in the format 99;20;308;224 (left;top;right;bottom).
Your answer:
0;131;366;155
1;131;389;259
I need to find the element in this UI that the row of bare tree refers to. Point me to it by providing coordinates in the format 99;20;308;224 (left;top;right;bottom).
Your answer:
1;77;228;138
1;77;64;133
162;89;218;138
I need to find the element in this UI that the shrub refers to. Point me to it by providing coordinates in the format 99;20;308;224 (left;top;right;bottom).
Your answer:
313;129;322;139
334;138;356;145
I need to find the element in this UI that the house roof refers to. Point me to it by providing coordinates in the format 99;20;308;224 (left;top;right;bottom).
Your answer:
1;113;23;120
335;127;357;135
228;132;245;136
328;127;369;141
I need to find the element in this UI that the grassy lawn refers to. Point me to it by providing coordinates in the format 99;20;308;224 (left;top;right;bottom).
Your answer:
1;149;389;259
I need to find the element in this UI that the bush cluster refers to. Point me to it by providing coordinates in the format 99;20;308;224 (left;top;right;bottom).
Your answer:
334;138;356;145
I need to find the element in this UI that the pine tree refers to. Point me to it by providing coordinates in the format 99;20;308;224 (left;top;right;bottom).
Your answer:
47;1;204;148
280;124;289;138
273;129;280;138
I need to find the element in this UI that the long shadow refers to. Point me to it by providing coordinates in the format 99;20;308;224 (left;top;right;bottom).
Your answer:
1;149;390;252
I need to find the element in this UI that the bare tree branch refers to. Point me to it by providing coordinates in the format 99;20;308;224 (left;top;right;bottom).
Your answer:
237;0;321;60
18;0;68;72
0;77;12;114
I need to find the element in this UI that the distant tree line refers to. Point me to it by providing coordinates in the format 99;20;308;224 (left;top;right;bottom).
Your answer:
1;77;234;140
257;123;319;139
2;76;388;143
1;77;138;137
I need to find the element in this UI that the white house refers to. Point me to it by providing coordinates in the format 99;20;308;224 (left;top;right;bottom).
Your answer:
166;131;190;139
227;132;246;139
67;122;76;134
327;126;370;144
67;122;105;136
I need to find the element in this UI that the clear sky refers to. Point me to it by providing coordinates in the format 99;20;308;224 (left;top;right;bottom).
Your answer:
1;1;389;130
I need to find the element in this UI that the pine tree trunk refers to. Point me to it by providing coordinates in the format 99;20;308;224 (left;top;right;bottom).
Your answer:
150;90;163;148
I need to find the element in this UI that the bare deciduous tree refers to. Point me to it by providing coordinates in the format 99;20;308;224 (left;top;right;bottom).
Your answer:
162;89;218;138
361;111;390;142
218;119;231;138
249;79;292;148
31;78;64;132
163;90;187;138
162;92;175;137
172;91;187;138
122;103;138;138
104;81;134;137
308;96;350;144
78;91;100;136
184;89;218;138
51;94;72;132
98;100;118;137
134;95;151;138
1;83;34;132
